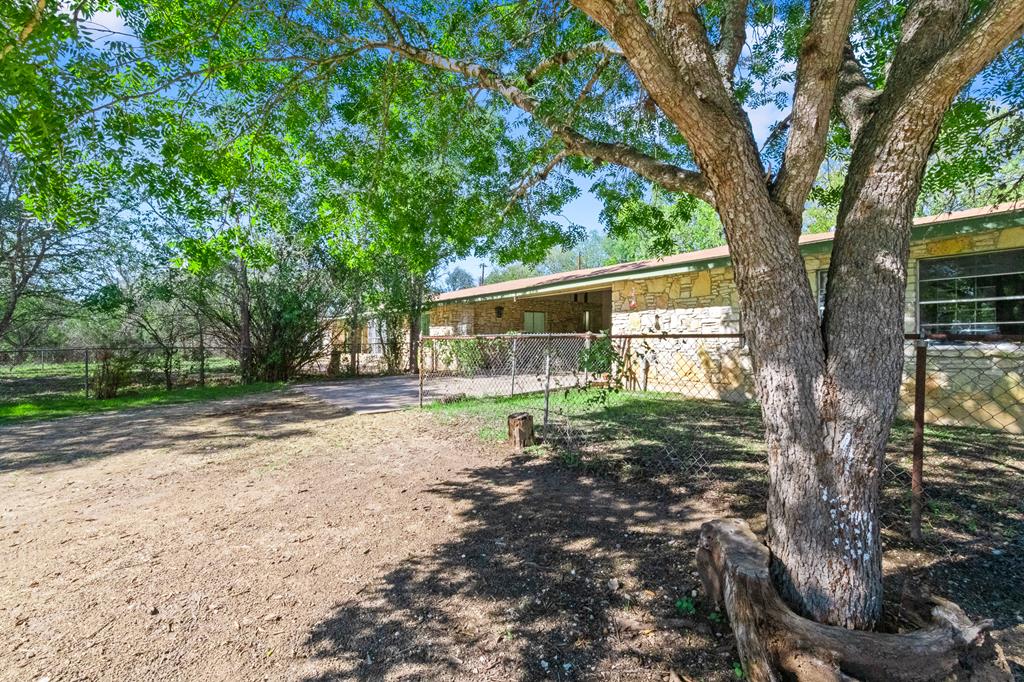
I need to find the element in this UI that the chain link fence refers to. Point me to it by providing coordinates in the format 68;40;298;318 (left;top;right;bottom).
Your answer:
0;346;244;402
421;333;1024;555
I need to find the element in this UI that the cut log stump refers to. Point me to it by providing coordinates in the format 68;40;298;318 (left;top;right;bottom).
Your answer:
507;412;534;450
696;518;1010;682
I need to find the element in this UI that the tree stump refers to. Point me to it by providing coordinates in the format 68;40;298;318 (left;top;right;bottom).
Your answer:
507;412;534;450
696;518;1010;682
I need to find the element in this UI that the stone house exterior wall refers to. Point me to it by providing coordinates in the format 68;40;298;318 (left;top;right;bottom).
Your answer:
609;224;1024;430
428;294;606;336
429;220;1024;431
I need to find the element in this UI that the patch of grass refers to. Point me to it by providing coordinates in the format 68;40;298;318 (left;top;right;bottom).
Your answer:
674;596;696;615
429;389;766;481
0;382;283;424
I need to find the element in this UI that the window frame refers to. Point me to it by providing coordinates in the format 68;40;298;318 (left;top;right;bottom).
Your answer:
916;247;1024;336
523;310;547;334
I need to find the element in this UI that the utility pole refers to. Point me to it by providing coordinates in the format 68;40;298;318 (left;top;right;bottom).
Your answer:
479;263;486;285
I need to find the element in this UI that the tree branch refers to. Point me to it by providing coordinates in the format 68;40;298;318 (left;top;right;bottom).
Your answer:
372;0;407;44
376;40;711;201
524;40;623;85
713;0;748;87
771;0;858;217
502;150;571;217
834;44;878;144
0;0;47;60
909;0;1024;110
563;137;711;200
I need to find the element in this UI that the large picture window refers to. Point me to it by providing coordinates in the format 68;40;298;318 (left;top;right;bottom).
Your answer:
523;311;547;334
918;248;1024;335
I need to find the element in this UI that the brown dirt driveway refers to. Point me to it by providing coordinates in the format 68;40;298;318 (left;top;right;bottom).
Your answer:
0;390;736;682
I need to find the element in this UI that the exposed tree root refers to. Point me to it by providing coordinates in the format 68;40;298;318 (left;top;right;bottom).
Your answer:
696;519;1011;682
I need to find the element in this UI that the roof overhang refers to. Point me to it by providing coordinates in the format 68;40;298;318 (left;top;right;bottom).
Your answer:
430;202;1024;306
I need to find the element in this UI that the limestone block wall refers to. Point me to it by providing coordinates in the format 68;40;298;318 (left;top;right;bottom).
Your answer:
898;342;1024;434
609;266;741;335
613;336;755;403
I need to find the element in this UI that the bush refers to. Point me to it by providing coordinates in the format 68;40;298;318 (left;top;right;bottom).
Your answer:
93;348;141;399
579;333;615;374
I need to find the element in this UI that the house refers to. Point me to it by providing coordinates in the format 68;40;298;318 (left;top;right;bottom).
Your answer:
427;202;1024;431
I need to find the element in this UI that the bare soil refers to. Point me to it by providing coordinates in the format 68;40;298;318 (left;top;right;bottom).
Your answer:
0;392;734;681
1;390;1020;681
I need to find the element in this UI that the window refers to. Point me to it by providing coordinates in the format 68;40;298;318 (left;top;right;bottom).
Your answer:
816;269;828;317
419;312;430;337
918;248;1024;335
523;311;547;333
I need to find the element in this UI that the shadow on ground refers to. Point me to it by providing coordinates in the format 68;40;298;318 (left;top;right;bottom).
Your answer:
0;392;347;474
314;393;1023;680
301;454;740;681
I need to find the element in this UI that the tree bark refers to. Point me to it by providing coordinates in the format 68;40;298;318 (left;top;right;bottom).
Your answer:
507;412;534;450
697;519;1010;682
197;318;206;387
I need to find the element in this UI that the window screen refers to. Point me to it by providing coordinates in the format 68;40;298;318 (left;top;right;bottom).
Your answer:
918;248;1024;335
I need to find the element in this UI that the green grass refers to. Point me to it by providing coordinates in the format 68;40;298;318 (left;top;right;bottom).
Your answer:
3;356;239;378
0;382;283;424
428;389;767;480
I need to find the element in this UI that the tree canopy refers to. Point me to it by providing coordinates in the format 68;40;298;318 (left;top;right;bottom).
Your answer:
4;0;1024;668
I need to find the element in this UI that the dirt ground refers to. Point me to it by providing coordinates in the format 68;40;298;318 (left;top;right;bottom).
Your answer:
1;390;1020;681
0;391;743;682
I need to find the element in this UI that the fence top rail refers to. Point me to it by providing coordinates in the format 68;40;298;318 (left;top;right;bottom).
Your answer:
422;332;747;341
0;346;239;354
910;332;1024;343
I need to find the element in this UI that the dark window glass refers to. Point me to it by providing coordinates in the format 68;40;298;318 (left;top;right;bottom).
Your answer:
918;249;1024;335
919;248;1023;281
816;270;828;316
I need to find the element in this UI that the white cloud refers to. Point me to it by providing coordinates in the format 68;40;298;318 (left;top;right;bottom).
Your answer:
78;4;136;46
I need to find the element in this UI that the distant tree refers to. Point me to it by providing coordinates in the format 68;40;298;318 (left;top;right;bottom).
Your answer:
0;151;107;346
441;267;476;293
483;263;541;285
536;232;611;272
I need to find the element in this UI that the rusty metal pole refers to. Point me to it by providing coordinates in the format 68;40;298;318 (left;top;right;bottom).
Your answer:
910;337;927;543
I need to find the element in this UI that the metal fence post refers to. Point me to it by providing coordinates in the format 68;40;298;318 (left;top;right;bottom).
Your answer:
910;336;928;543
510;337;518;397
543;337;552;431
418;340;425;408
583;334;591;386
83;349;90;398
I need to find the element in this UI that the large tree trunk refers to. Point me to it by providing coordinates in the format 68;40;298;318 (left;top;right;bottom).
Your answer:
715;127;939;630
715;194;886;629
